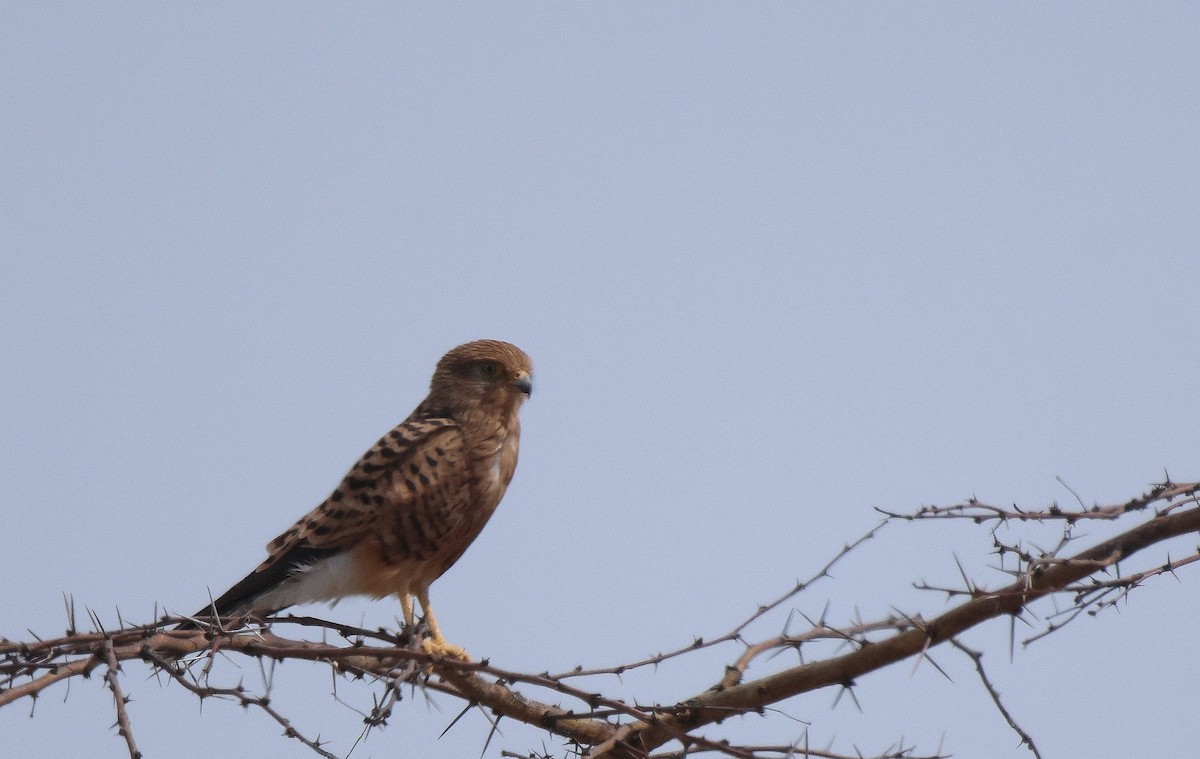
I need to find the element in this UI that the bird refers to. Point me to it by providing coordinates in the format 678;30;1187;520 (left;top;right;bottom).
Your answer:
182;339;533;660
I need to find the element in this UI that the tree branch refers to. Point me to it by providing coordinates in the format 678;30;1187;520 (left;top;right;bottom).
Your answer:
3;480;1197;759
588;482;1200;757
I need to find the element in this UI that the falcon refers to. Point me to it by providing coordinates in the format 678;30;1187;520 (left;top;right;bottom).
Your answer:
184;339;533;659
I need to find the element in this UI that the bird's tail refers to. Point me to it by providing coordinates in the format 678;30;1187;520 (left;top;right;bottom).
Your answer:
176;544;340;629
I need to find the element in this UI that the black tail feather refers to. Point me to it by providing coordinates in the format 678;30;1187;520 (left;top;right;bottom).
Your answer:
176;544;341;629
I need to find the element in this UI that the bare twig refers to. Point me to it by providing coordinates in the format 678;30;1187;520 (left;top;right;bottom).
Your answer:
552;522;885;681
102;638;142;759
948;638;1041;759
144;649;341;759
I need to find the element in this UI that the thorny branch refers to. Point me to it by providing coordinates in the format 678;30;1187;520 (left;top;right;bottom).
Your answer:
2;480;1198;759
947;638;1041;759
549;523;885;682
142;649;342;759
102;637;141;759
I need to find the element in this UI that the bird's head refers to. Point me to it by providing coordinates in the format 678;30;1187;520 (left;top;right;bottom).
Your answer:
427;339;533;421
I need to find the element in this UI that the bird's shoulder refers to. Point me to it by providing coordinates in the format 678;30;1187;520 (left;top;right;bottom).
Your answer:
342;412;462;486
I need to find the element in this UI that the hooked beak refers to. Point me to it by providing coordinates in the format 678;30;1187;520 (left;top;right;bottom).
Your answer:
512;371;533;397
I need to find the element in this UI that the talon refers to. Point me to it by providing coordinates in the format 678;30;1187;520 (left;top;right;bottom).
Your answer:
421;636;471;661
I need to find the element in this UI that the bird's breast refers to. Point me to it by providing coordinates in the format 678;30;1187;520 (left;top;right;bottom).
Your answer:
480;426;520;502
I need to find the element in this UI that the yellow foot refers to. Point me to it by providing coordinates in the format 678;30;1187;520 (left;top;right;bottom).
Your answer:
420;637;471;661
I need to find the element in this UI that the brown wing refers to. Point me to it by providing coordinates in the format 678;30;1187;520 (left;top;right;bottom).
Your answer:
193;414;464;619
261;415;459;561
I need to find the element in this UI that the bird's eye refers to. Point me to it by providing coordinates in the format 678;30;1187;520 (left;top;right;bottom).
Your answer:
476;362;500;379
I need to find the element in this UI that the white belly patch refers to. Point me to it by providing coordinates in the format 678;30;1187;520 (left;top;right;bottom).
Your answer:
257;553;361;609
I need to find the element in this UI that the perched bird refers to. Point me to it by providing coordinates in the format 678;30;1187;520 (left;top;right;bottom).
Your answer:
184;339;533;659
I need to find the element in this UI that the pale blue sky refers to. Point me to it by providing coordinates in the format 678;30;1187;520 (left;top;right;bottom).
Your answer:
3;4;1198;758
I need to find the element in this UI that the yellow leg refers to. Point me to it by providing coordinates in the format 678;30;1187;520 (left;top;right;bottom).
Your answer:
416;588;470;660
399;593;414;628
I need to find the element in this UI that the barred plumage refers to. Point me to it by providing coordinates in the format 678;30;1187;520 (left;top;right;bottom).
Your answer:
186;340;533;659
